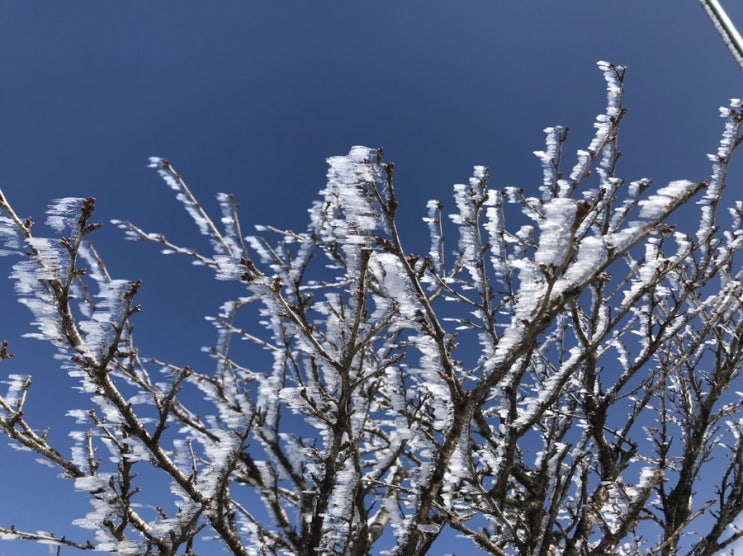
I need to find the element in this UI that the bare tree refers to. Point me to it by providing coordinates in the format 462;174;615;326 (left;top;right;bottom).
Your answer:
1;61;742;555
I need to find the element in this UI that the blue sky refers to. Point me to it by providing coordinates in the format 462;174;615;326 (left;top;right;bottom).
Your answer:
0;2;742;554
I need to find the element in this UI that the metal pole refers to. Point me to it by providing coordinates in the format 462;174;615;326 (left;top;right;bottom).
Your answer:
699;0;743;72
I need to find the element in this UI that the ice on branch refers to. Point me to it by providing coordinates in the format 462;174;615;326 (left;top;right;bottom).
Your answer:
638;179;696;220
45;198;85;233
534;126;569;198
76;278;131;354
1;63;743;556
148;157;210;237
698;98;743;244
11;259;64;344
309;146;387;267
0;216;22;254
535;197;576;267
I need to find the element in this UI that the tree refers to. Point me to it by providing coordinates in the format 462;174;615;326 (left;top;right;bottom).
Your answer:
0;61;742;555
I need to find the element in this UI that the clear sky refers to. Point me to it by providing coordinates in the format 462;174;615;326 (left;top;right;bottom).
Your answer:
0;2;742;554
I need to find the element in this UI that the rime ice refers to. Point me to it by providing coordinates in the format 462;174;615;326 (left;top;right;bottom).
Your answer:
0;65;742;555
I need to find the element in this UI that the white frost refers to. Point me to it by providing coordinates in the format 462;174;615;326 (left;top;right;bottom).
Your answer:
638;180;695;220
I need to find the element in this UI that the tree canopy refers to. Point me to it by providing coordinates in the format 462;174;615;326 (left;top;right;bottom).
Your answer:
1;62;742;555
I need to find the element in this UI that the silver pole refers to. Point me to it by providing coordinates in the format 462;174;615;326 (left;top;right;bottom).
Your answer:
699;0;743;71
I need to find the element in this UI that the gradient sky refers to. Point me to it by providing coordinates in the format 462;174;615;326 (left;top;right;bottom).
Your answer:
1;2;742;554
